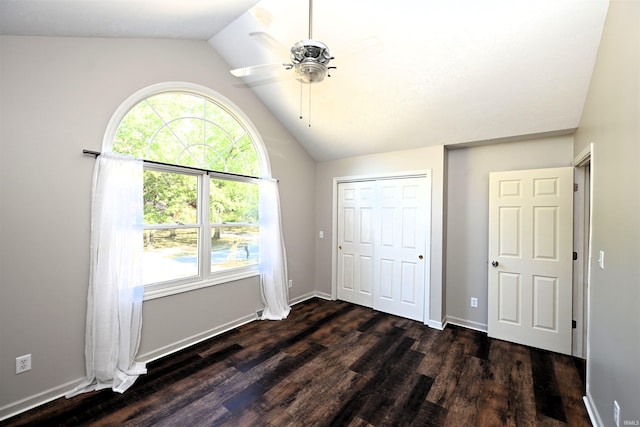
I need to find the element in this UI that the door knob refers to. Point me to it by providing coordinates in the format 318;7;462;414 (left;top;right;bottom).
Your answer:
491;261;499;267
338;245;342;250
418;255;424;260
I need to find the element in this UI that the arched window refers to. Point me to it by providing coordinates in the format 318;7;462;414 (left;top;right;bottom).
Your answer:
107;84;268;297
112;91;260;175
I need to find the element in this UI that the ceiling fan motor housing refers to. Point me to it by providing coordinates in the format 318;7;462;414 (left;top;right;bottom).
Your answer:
291;39;333;83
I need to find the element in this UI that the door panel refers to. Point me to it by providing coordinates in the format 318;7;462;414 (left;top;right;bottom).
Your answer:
379;258;394;300
488;167;573;355
533;206;558;260
532;275;558;331
498;272;521;324
401;261;417;303
373;178;427;321
499;207;521;257
337;182;375;307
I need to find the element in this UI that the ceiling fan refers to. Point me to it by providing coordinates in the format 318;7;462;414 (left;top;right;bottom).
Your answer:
230;0;336;84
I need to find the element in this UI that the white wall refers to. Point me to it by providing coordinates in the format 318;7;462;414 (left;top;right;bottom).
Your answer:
573;0;640;424
314;146;446;325
445;135;574;330
0;36;316;417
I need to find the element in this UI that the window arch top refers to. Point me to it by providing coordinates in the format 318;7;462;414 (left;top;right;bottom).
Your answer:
112;91;260;176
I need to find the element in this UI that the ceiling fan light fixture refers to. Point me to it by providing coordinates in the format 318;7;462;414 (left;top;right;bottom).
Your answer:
294;61;327;83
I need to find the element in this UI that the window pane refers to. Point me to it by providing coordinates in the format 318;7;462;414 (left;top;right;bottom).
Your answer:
210;179;258;223
112;92;260;176
210;225;259;272
144;170;198;225
143;228;199;284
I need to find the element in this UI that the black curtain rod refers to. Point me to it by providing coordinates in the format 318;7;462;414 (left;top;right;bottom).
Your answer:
82;149;270;182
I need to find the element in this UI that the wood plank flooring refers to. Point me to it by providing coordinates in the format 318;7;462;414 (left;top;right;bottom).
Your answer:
1;298;590;426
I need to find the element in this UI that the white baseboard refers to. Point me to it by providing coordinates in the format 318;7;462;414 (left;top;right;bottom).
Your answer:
0;378;83;421
446;316;488;333
138;312;257;363
427;318;447;330
289;291;333;306
583;394;603;427
313;291;333;301
144;291;336;363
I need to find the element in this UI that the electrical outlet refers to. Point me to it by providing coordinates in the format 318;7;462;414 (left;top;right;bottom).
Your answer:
16;354;31;374
470;297;478;308
614;400;620;427
288;279;293;288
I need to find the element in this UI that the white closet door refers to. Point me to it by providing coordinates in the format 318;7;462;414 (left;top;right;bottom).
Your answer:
337;176;429;322
373;177;428;322
337;181;375;307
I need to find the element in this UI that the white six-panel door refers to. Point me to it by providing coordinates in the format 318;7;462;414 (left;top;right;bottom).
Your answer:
337;177;429;322
337;181;375;307
373;178;428;321
488;167;573;355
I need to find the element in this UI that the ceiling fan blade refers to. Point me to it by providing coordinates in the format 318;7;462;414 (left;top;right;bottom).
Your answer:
230;63;289;78
248;31;287;52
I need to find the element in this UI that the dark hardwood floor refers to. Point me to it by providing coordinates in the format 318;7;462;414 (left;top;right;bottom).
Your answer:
1;298;590;426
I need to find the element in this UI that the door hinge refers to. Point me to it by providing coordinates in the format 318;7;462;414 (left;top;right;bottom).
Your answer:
574;183;578;192
573;251;578;261
572;320;577;329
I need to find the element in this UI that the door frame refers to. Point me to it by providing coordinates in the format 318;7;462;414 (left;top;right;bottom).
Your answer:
573;144;593;359
331;170;432;324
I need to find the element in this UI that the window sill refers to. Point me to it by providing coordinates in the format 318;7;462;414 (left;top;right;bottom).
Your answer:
143;268;260;301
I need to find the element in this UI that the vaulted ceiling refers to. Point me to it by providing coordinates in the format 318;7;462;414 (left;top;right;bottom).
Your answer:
0;0;609;161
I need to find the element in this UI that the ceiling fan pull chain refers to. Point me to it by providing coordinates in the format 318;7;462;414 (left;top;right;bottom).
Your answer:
298;80;312;127
308;83;312;127
299;80;304;121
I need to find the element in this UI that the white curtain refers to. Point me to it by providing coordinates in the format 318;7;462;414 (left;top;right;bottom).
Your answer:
67;153;146;397
259;178;291;320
